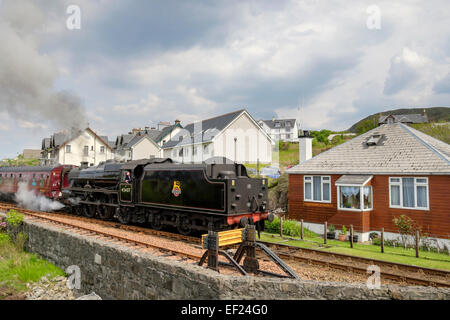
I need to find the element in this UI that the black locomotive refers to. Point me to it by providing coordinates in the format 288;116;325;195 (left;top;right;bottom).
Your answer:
63;157;272;235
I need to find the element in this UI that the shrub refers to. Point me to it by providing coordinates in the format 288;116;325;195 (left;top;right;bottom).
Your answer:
340;225;347;235
265;218;318;238
265;217;281;234
6;210;24;228
282;220;302;237
6;210;25;244
328;224;335;232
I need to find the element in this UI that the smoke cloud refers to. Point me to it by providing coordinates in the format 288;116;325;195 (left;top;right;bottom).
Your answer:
15;182;65;212
0;0;88;131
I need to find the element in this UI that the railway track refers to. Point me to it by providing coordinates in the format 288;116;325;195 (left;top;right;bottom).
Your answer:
0;202;200;245
2;202;450;287
258;241;450;288
0;202;204;262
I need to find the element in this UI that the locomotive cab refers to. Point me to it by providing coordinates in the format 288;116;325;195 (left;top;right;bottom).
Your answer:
119;170;134;202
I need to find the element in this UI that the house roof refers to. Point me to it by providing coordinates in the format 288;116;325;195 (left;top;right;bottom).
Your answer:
154;124;182;143
378;113;428;124
259;119;297;129
287;123;450;175
115;130;161;152
44;128;113;151
161;109;247;149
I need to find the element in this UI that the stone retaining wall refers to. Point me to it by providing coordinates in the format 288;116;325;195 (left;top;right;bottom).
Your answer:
4;213;450;300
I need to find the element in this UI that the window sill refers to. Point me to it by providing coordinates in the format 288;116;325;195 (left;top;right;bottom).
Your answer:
389;206;429;211
304;200;332;206
338;208;373;212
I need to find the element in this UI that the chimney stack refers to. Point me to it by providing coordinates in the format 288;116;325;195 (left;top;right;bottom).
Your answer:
298;130;313;164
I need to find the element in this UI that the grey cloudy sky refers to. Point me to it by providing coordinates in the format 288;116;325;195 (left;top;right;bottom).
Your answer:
0;0;449;159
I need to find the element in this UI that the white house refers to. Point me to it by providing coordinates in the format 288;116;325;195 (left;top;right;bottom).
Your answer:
114;133;161;161
114;121;183;160
258;118;299;142
41;128;114;166
162;109;273;164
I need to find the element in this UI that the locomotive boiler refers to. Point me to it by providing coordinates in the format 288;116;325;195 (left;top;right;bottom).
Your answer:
64;157;272;234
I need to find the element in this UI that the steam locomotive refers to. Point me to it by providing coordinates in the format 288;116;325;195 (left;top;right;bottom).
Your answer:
0;157;272;234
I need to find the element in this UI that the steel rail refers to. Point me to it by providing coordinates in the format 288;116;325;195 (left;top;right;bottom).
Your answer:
14;208;203;262
259;241;450;287
0;202;200;244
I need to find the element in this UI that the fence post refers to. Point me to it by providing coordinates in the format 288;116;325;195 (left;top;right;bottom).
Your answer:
350;225;354;248
300;219;304;240
381;228;384;253
416;230;420;258
324;221;327;245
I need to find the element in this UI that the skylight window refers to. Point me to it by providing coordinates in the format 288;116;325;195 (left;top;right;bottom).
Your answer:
366;134;382;146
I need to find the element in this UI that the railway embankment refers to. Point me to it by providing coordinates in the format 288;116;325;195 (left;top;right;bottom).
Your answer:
4;212;450;300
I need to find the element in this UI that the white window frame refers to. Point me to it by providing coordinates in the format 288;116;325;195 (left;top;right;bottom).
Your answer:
304;176;331;203
389;177;429;211
337;185;373;212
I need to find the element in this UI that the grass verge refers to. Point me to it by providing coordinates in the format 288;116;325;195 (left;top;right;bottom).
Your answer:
0;232;64;298
259;232;450;270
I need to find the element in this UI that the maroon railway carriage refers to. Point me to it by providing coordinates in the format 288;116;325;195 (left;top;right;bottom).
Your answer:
0;165;74;201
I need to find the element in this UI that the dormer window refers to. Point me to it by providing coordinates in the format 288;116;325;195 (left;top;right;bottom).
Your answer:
275;122;281;128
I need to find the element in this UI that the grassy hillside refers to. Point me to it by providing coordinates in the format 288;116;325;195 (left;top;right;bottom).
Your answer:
0;155;39;167
349;107;450;134
411;122;450;144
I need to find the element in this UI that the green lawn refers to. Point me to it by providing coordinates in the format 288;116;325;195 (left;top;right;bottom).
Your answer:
0;233;64;296
260;232;450;270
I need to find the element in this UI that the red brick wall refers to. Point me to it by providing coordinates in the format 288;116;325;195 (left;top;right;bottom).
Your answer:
288;174;450;238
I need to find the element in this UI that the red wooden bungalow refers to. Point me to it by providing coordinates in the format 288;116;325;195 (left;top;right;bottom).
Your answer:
287;123;450;243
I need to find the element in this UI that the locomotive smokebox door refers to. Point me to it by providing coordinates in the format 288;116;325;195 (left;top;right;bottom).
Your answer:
120;170;133;202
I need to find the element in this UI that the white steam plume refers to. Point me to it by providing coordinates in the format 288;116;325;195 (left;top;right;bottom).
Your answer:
15;182;65;212
0;0;87;131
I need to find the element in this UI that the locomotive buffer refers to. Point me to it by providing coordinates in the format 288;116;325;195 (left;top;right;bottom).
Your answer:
199;225;300;279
